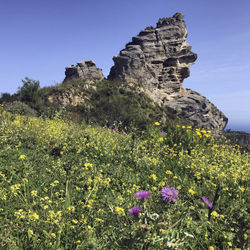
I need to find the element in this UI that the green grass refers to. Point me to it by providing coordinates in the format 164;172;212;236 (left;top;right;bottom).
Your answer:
0;106;249;249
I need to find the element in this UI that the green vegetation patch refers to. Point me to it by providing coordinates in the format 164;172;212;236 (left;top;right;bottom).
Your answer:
0;106;249;249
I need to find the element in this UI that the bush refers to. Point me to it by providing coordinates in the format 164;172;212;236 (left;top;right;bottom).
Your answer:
4;101;37;117
84;80;183;131
0;93;17;104
17;77;41;108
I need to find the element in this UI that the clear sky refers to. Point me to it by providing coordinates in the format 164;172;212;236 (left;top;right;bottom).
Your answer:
1;0;250;132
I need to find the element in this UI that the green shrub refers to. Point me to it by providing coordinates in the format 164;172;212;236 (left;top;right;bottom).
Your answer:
17;77;41;108
0;93;17;104
83;80;186;132
4;101;37;117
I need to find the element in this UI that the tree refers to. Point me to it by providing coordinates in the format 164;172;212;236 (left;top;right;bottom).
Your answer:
0;93;14;103
17;77;40;107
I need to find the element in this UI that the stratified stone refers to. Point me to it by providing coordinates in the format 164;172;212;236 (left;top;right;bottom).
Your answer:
108;13;197;103
108;13;228;131
63;60;104;82
167;89;228;131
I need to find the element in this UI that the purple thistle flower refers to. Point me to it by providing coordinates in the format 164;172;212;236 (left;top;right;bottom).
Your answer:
129;206;142;215
160;131;167;136
161;186;179;202
202;196;213;208
135;191;151;199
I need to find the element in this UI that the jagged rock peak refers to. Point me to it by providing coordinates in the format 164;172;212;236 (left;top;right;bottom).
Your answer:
108;13;228;131
157;12;185;27
108;13;197;103
63;60;104;83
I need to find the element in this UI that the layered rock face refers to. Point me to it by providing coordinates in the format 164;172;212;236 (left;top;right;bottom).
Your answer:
108;13;228;131
167;89;228;130
48;90;86;108
64;60;104;82
108;13;197;102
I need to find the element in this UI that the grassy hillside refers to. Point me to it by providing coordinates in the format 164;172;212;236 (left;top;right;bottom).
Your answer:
0;105;249;249
1;78;190;132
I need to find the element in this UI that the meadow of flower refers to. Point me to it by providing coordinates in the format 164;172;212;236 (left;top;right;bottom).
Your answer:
0;105;249;249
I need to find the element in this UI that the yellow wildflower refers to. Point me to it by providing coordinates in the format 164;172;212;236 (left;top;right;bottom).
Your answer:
95;218;104;223
149;174;157;181
158;181;165;188
72;219;78;224
67;206;75;212
86;178;92;185
10;184;21;192
84;162;93;169
104;177;111;185
31;190;37;197
19;154;26;160
115;206;125;216
87;225;93;232
155;122;160;126
157;137;164;142
29;212;39;221
188;188;196;195
211;211;220;218
219;214;225;220
27;229;33;238
165;170;173;175
14;209;26;219
50;233;56;239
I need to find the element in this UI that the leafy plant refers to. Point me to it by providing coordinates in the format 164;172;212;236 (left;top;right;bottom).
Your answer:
17;77;41;108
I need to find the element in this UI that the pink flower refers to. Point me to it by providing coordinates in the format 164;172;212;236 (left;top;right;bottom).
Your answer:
135;191;151;199
161;186;179;201
129;206;142;215
202;196;213;208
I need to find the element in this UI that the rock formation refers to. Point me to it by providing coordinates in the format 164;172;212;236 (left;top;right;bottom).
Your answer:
167;89;228;130
64;60;104;82
108;13;228;131
48;90;86;108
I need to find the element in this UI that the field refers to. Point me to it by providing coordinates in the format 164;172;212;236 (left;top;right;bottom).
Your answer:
0;105;249;249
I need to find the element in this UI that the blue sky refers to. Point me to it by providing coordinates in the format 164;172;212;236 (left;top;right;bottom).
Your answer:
0;0;250;132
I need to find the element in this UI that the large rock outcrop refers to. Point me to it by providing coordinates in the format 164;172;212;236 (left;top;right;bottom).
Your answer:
167;89;228;130
108;13;228;131
64;60;104;83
